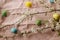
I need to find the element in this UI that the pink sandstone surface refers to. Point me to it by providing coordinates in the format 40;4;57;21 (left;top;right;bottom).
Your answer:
0;0;60;40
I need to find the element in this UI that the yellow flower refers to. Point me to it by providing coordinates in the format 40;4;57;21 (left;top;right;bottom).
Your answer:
53;13;60;20
25;1;32;8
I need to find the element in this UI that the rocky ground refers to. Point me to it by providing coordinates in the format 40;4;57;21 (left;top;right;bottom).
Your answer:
0;0;60;40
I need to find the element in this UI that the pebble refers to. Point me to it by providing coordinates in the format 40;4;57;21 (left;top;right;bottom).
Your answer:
50;0;54;3
2;10;7;17
35;19;42;26
25;1;32;8
11;28;17;34
53;13;60;21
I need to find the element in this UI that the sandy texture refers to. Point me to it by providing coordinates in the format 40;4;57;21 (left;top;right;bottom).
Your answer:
0;0;60;40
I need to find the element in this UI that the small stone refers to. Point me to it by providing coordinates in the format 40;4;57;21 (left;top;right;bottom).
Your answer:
35;19;42;26
50;0;54;3
25;1;32;8
2;10;7;17
53;13;60;21
11;28;17;34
